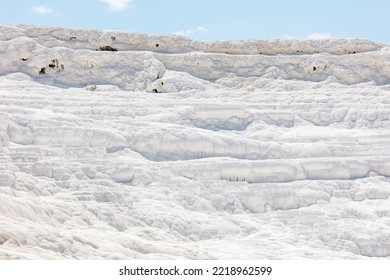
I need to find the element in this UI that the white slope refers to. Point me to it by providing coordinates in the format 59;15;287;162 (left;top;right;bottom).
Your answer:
0;24;390;260
1;24;390;92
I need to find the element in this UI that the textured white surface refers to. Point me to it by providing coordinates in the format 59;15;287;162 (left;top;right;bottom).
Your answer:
0;24;389;259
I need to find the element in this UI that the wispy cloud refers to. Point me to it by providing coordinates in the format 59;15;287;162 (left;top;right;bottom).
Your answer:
307;33;333;40
282;34;297;40
99;0;133;11
282;33;334;40
172;26;209;37
32;6;53;14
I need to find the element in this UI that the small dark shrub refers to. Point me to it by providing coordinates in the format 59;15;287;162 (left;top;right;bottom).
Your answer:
99;46;118;51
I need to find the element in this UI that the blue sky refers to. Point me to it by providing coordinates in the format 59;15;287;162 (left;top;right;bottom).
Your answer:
1;0;389;44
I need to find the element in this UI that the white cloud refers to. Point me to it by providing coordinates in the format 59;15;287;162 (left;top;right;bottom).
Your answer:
282;34;297;40
99;0;133;11
172;26;209;37
281;33;334;40
32;6;53;14
307;33;333;40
